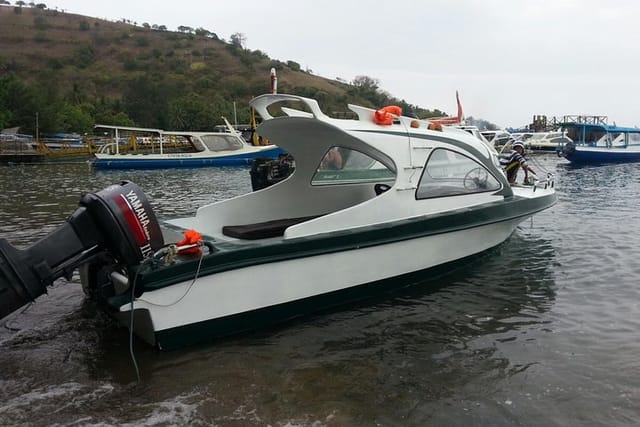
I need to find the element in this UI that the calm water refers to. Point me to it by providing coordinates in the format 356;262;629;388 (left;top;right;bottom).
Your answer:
0;155;638;426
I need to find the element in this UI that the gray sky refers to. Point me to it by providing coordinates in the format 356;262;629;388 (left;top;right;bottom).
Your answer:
45;0;640;128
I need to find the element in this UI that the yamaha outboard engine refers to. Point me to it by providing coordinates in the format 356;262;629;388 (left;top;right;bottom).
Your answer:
0;181;164;320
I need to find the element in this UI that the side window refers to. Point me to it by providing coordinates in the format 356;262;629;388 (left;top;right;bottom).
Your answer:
628;133;640;144
312;146;395;185
416;148;501;199
201;135;244;152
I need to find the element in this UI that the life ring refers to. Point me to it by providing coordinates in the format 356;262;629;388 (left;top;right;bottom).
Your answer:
373;105;402;125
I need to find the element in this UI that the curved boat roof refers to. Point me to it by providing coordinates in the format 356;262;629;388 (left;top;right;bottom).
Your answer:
250;94;497;164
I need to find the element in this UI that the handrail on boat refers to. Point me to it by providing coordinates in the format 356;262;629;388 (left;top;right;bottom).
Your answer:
250;94;329;121
530;172;555;191
97;142;118;154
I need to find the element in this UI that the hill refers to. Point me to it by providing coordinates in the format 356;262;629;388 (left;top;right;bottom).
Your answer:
0;4;443;134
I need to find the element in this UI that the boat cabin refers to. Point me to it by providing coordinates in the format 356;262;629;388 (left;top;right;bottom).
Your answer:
166;94;515;243
562;123;640;148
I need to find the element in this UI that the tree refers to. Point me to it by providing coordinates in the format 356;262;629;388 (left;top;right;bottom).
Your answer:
230;32;246;49
33;15;49;30
168;94;220;130
58;103;93;133
194;27;211;37
72;44;95;69
0;76;38;132
352;75;379;91
348;75;386;106
287;60;301;71
123;74;180;128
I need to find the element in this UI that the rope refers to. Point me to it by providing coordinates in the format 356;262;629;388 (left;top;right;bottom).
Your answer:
527;152;553;175
137;249;205;307
2;302;33;332
127;244;207;382
129;268;143;383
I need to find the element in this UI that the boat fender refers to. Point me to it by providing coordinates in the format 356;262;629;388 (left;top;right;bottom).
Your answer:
428;122;443;131
373;105;402;125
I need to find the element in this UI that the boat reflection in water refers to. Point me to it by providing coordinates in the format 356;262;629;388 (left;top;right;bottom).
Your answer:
0;230;558;388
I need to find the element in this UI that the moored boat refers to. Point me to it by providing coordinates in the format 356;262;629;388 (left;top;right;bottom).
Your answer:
559;122;640;163
0;94;557;350
521;131;572;152
0;133;45;163
480;129;514;150
91;118;284;169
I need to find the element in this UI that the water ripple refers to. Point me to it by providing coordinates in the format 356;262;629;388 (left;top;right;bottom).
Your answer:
1;157;640;425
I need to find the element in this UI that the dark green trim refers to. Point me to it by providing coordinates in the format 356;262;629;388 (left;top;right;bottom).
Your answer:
152;246;501;350
123;192;556;296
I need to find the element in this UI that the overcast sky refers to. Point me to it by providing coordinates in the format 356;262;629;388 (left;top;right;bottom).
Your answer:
44;0;640;128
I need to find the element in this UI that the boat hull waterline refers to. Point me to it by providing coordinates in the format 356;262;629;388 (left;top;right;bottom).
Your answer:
92;146;285;169
562;146;640;163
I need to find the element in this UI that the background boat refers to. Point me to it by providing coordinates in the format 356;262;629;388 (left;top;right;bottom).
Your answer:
560;122;640;163
91;120;284;169
516;131;573;152
0;131;44;163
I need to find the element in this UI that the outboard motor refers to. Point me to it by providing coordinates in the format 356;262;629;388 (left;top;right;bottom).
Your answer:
250;155;295;191
0;181;164;320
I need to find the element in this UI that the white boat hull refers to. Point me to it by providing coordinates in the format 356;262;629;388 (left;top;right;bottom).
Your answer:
121;217;522;348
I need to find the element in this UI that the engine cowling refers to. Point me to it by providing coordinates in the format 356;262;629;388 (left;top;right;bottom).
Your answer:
0;181;164;320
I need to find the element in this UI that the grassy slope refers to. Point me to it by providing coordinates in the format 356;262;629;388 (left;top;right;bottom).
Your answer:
0;6;348;103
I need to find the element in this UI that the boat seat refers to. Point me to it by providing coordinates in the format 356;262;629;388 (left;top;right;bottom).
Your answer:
222;215;320;240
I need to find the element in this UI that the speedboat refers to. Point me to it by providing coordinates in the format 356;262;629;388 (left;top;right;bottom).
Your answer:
0;94;557;350
521;131;572;152
91;118;284;169
559;122;640;163
480;130;514;149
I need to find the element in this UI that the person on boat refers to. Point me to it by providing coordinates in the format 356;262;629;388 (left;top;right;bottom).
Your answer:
321;146;343;170
503;141;536;184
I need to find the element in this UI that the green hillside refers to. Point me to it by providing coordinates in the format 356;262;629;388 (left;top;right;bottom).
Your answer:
0;4;444;134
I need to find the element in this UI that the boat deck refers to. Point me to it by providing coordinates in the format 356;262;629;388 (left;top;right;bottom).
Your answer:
221;215;321;240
